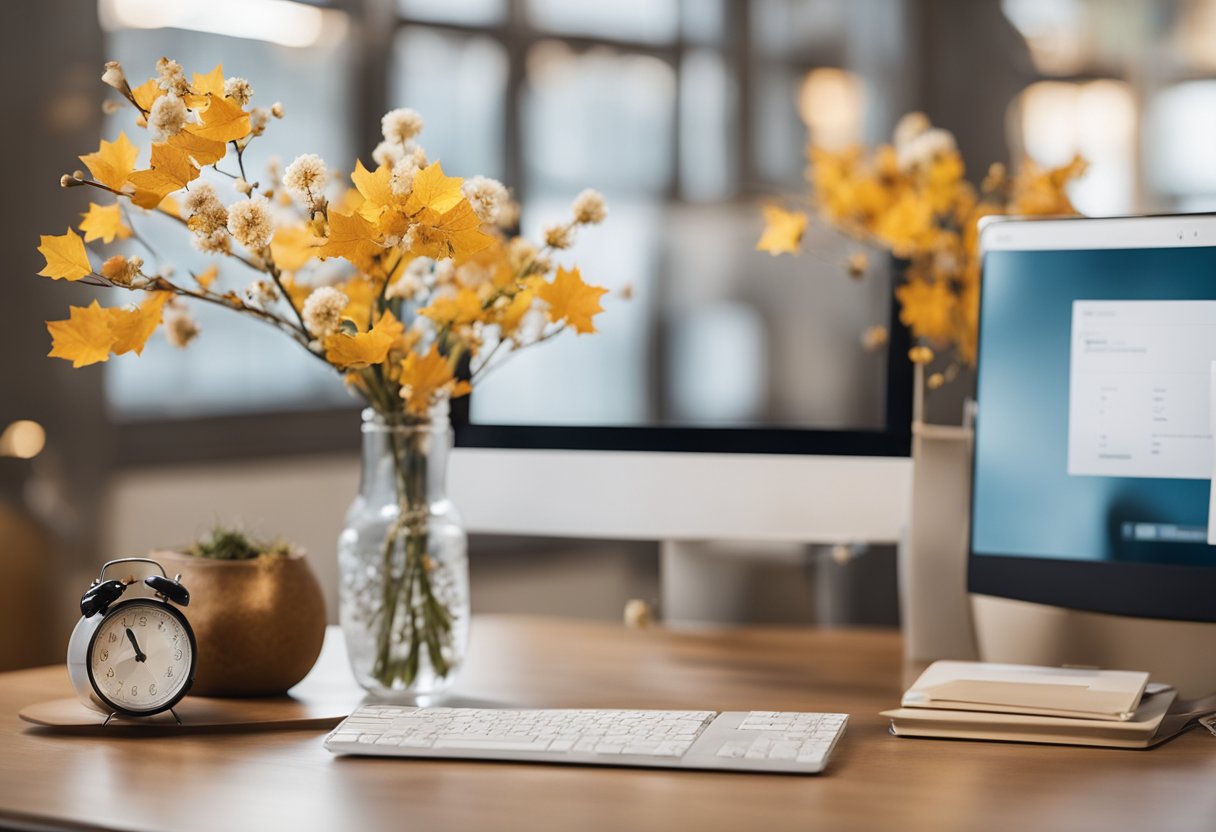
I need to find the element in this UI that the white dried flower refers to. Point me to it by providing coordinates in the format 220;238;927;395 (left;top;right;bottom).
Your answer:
226;197;273;251
234;178;253;196
270;101;284;118
462;176;509;224
896;126;957;171
893;112;932;150
165;308;200;348
381;108;424;145
283;153;327;201
223;77;253;106
386;273;425;301
570;188;607;225
372;140;404;169
249;108;270;136
495;199;520;229
244;279;278;307
302;286;349;337
542;222;574;250
432;258;455;285
507;237;538;271
389;146;428;197
192;229;230;255
101;61;127;91
155;57;190;96
148;94;188;141
185;182;228;235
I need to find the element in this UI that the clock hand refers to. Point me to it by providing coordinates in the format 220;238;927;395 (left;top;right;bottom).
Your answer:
125;628;147;663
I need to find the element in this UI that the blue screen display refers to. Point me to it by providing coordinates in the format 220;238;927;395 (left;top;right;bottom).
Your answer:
971;245;1216;568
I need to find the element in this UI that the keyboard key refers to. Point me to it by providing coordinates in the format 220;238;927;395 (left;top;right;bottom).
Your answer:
433;737;552;752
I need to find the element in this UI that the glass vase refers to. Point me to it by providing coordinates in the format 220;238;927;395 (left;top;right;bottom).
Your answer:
338;404;469;697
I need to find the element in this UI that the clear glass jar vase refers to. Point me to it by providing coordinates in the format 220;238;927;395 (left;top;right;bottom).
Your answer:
338;404;469;697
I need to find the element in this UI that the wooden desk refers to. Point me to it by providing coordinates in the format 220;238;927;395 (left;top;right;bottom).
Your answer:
2;616;1214;832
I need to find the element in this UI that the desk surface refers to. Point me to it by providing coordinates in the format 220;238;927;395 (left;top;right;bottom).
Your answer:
2;615;1214;832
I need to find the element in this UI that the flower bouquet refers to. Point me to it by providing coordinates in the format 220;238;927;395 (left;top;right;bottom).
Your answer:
34;57;610;694
757;113;1087;388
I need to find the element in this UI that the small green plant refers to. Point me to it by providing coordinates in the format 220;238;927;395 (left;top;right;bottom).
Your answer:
186;525;295;560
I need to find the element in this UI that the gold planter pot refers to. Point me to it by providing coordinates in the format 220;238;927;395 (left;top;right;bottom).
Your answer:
154;550;327;697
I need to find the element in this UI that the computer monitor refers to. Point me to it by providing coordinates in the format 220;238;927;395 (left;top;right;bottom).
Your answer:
970;214;1216;695
447;207;914;549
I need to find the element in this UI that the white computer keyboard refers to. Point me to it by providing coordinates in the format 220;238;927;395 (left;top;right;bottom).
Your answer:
324;705;847;774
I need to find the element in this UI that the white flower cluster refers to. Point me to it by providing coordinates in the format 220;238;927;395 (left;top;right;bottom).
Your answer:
302;286;348;337
226;197;273;251
283;153;327;205
462;176;509;224
184;183;230;254
148;94;189;142
570;189;607;225
155;57;190;96
223;77;253;107
893;111;956;172
388;146;429;197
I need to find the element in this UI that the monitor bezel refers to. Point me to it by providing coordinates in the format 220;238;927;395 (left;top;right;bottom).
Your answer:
453;260;914;457
969;213;1216;623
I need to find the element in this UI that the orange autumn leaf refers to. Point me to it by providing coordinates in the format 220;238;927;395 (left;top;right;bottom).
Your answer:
37;228;92;281
318;211;382;269
128;142;200;208
352;159;394;212
191;64;225;98
46;301;115;367
195;264;218;291
168;128;228;167
398;345;471;416
79;133;139;192
129;78;164;112
108;292;170;356
405;162;464;215
191;93;250;143
538;266;608;334
270;225;322;273
323;310;405;369
79;203;131;244
895;278;956;344
418;288;483;327
410;202;494;260
756;205;807;255
498;290;534;335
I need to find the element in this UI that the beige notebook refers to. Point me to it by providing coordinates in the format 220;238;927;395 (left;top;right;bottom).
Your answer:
883;689;1178;748
901;661;1150;721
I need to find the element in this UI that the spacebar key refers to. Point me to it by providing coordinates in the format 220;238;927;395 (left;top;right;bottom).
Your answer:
432;736;552;752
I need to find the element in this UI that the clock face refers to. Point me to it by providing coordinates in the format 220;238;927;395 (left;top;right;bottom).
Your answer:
88;600;194;714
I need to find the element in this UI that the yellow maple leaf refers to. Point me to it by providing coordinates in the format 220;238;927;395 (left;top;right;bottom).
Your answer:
323;310;405;370
318;211;382;270
78;203;131;244
168;128;227;166
352;160;394;211
195;264;219;290
405;162;464;215
498;290;534;335
160;194;182;219
270;226;322;273
130;78;164;112
418;288;484;327
79;133;139;192
337;276;378;328
538;266;608;334
191;94;250;143
46;301;115;367
895;277;955;344
398;345;471;416
37;228;92;281
410;201;494;260
108;292;170;356
756;205;807;255
128;142;200;208
191;64;225;98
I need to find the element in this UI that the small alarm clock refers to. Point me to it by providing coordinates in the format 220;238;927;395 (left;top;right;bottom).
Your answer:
67;557;197;724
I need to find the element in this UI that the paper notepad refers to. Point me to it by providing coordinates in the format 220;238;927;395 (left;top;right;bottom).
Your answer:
900;661;1151;721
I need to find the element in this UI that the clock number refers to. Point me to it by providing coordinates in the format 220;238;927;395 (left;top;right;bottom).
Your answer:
100;649;109;662
130;686;138;697
174;648;183;661
158;620;165;631
138;615;147;627
149;683;157;696
108;631;118;644
166;666;174;678
122;617;132;628
106;667;114;678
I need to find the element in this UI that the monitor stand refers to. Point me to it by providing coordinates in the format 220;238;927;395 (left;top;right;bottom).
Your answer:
972;594;1216;698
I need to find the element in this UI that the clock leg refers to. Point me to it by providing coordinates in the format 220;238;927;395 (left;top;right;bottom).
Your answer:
169;707;182;726
103;712;118;727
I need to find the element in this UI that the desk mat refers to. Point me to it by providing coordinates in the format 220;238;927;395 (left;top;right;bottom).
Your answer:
18;693;356;734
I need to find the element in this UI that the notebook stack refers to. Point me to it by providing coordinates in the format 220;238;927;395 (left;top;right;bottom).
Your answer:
882;661;1189;749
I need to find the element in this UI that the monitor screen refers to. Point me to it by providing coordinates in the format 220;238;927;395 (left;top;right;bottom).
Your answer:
454;206;912;456
970;215;1216;622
